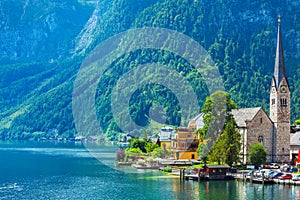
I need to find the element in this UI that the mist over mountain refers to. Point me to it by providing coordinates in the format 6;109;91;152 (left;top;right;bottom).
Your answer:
1;0;300;140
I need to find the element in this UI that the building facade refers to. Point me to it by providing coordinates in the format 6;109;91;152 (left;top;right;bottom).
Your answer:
158;126;175;150
290;126;300;165
171;127;199;160
232;107;274;163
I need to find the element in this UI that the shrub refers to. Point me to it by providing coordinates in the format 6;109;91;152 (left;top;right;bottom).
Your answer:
163;166;172;173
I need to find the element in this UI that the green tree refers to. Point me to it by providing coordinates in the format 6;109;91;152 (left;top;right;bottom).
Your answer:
151;147;171;158
145;142;159;153
208;136;226;165
125;148;143;155
222;117;241;166
208;117;241;166
248;142;267;168
130;137;147;153
295;119;300;125
142;130;148;141
197;90;238;163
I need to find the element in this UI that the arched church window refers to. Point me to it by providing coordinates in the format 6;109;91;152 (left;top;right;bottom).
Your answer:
280;98;287;107
258;136;264;144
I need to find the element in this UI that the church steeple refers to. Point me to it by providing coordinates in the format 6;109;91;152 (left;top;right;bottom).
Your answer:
273;15;287;89
269;15;290;163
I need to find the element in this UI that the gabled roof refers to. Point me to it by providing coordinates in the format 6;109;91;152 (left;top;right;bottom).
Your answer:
189;113;204;129
148;137;159;144
231;107;262;127
191;113;204;121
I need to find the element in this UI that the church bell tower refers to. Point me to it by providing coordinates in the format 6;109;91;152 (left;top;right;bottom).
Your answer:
270;16;290;162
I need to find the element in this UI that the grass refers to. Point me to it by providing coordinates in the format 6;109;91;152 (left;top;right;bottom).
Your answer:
189;162;221;169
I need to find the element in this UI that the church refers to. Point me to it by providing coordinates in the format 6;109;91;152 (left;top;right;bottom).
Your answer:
232;16;291;164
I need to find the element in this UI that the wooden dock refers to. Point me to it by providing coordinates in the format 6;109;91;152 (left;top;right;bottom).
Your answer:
185;174;208;181
181;166;235;181
273;179;300;186
178;169;300;186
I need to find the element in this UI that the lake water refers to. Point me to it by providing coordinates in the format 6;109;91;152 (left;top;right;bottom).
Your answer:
0;141;299;200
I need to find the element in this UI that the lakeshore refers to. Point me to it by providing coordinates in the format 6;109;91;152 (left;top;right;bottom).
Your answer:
2;141;300;200
181;168;300;186
234;172;300;186
119;159;300;187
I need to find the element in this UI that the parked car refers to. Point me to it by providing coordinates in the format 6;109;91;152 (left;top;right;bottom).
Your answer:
280;164;290;172
265;170;275;179
289;167;298;173
254;169;271;178
269;163;280;169
279;173;293;180
263;165;271;169
246;170;255;178
292;174;300;181
270;172;284;179
253;170;262;177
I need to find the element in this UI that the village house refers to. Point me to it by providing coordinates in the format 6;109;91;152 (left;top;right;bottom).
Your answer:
157;126;175;150
170;114;204;160
290;126;300;165
171;126;199;160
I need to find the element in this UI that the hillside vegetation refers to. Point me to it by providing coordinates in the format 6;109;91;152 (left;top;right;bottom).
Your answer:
1;0;300;140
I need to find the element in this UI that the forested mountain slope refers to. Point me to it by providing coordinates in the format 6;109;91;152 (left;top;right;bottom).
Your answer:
1;0;300;140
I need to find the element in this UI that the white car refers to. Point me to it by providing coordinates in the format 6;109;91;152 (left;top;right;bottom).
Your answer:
292;174;300;181
269;163;280;169
254;169;271;178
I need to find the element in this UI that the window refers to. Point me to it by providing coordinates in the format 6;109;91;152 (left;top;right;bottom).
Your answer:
272;99;275;105
260;118;263;124
258;136;264;144
280;98;287;106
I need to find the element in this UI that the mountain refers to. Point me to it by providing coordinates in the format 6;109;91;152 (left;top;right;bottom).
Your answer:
1;0;300;140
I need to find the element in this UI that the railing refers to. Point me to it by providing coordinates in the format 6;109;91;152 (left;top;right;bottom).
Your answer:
171;147;198;151
172;139;199;143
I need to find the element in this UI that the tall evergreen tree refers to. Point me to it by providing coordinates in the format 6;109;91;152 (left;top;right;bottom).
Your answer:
197;90;240;166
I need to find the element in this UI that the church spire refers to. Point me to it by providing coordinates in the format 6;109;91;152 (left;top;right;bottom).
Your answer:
269;15;291;163
273;15;287;89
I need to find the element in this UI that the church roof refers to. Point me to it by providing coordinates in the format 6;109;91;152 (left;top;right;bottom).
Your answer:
273;16;288;88
231;107;262;127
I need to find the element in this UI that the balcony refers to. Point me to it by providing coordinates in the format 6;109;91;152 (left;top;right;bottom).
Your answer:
171;146;198;151
171;139;199;151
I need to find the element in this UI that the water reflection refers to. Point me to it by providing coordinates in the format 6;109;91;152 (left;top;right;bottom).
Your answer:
171;178;199;200
169;179;300;200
